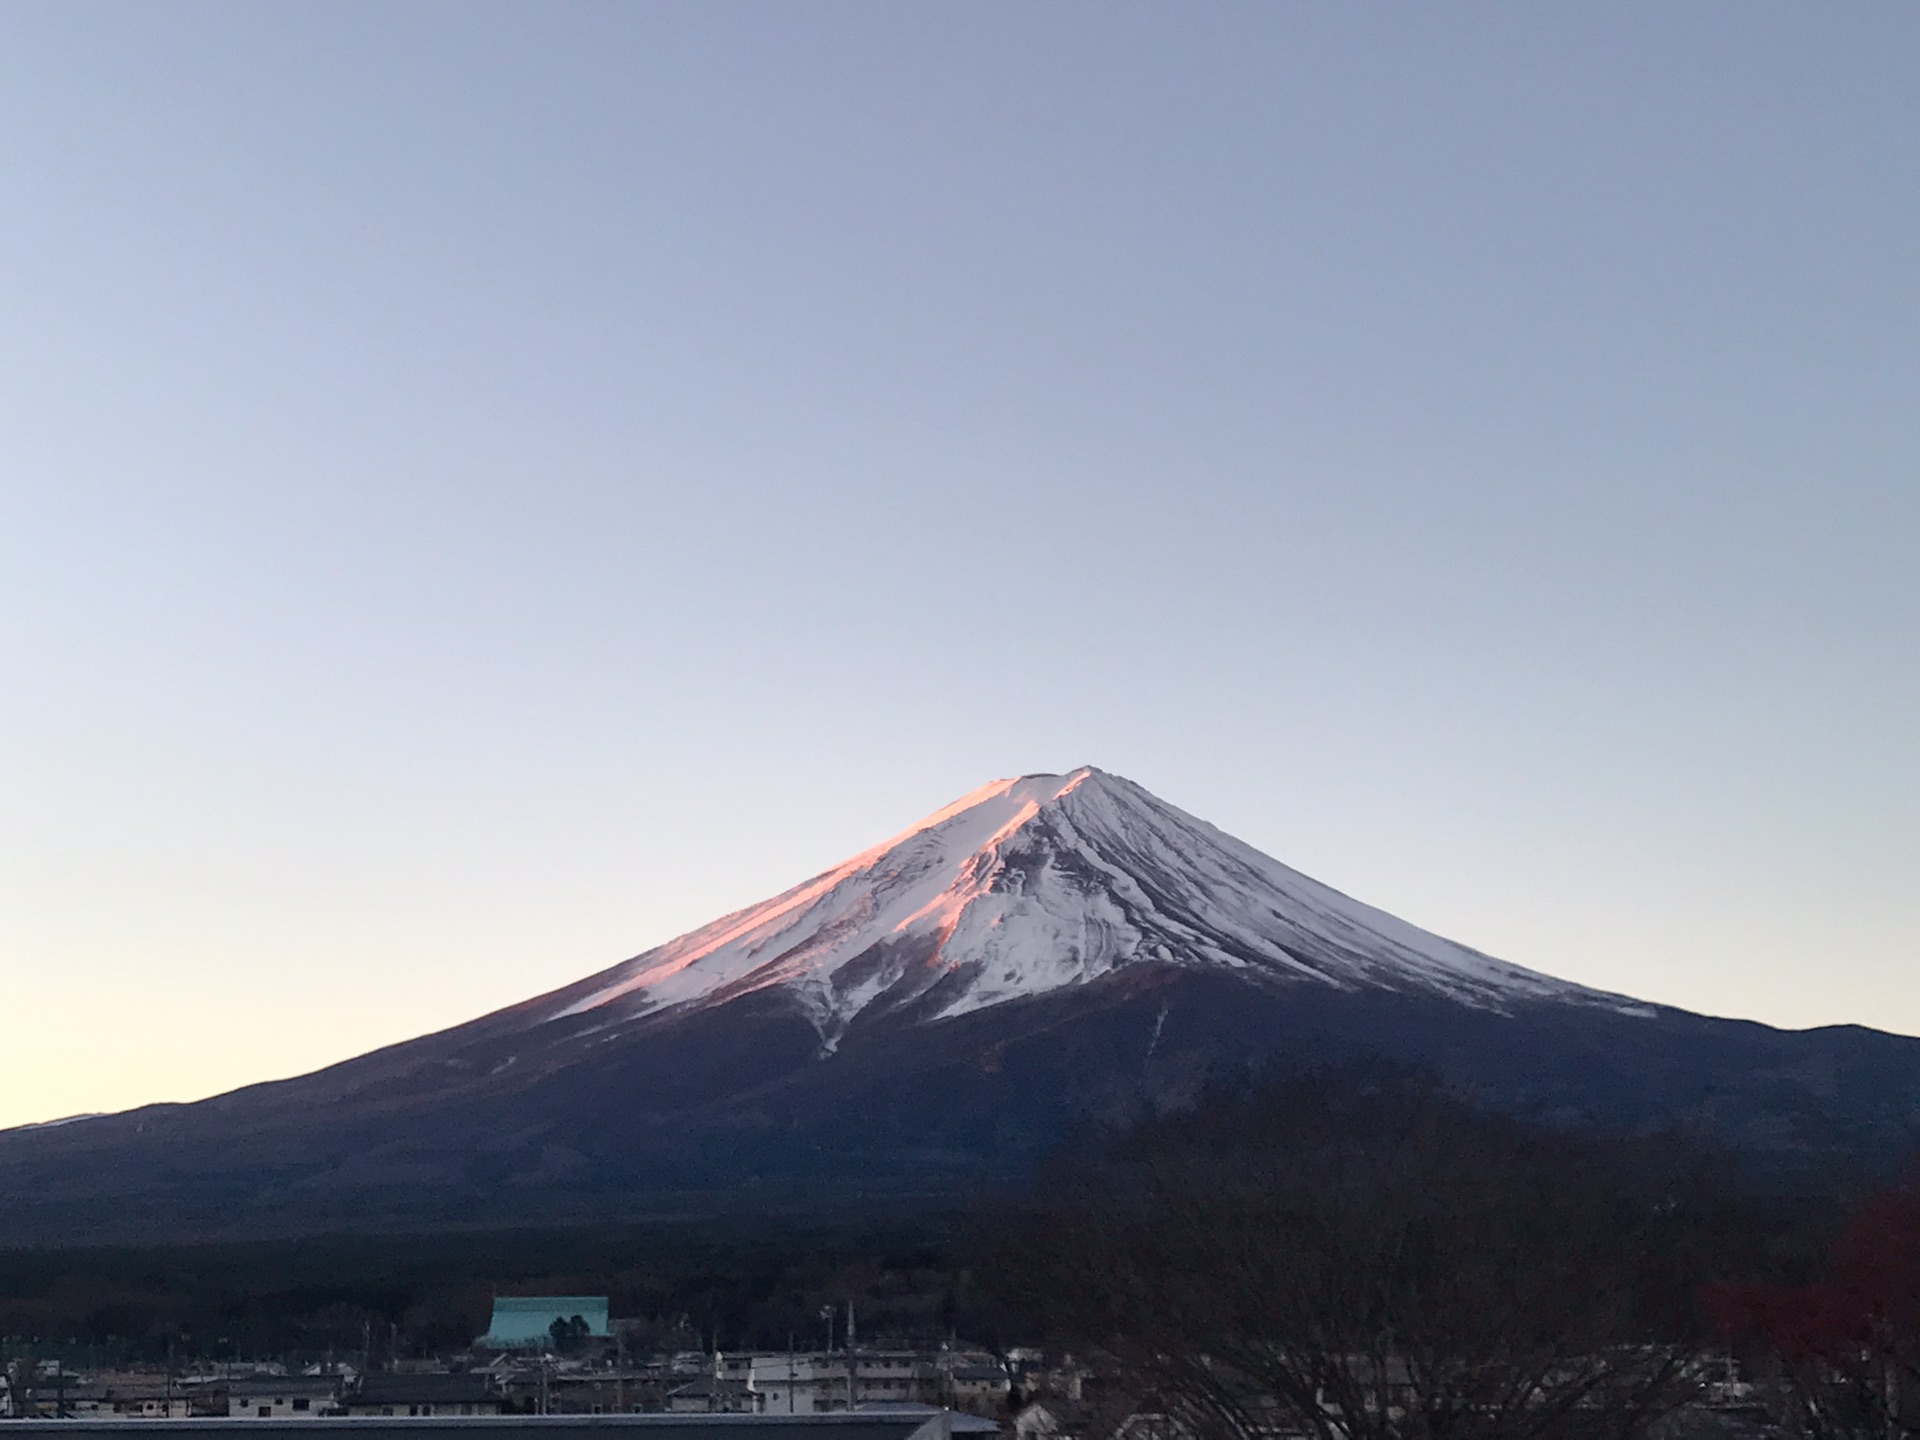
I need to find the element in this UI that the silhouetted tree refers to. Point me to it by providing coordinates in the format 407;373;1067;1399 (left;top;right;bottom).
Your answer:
1711;1183;1920;1440
548;1314;593;1353
984;1070;1712;1440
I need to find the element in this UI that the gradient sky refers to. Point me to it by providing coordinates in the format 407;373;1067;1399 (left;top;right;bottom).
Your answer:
2;3;1915;1130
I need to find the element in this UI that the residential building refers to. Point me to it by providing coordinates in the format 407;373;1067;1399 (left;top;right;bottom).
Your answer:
345;1373;504;1417
228;1375;344;1418
949;1365;1010;1414
666;1376;756;1415
60;1374;195;1420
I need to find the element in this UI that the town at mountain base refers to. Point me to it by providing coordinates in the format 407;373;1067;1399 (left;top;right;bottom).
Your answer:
3;767;1917;1243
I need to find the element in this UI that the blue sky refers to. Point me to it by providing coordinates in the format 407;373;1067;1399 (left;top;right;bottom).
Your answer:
2;3;1915;1128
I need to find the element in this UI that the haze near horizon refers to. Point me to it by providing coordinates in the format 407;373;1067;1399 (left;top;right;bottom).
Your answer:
2;4;1915;1130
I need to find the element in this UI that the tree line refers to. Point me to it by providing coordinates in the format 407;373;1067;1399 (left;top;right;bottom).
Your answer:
0;1217;973;1365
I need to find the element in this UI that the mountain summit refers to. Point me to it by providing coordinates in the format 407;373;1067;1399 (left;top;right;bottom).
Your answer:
3;765;1918;1243
539;766;1626;1046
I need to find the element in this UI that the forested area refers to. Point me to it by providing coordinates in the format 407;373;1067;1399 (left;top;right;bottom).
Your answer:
0;1217;975;1366
6;1063;1919;1440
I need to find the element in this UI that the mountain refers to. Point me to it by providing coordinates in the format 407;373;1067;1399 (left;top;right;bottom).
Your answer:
4;766;1918;1244
532;767;1635;1036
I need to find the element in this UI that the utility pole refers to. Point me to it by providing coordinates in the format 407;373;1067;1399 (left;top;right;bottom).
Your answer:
845;1302;855;1411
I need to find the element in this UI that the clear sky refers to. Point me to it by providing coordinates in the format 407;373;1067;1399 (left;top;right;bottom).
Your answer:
2;3;1915;1130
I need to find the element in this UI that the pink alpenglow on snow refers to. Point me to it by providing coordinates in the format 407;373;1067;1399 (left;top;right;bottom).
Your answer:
545;767;1645;1049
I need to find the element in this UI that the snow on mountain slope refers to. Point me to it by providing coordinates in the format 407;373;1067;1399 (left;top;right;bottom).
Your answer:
544;767;1645;1046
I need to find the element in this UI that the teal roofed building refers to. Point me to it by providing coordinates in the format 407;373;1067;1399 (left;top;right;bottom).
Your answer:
482;1295;612;1349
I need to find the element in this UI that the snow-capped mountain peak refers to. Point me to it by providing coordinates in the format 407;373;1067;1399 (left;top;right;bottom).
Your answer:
543;767;1632;1044
6;766;1911;1247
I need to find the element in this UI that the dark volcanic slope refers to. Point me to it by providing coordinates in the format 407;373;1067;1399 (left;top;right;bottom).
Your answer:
4;768;1918;1244
3;968;1918;1244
